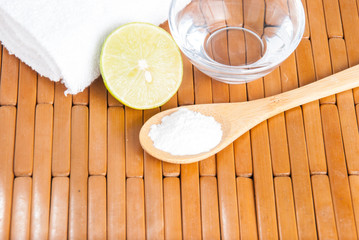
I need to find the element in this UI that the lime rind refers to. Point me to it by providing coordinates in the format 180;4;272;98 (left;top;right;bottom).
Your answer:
100;22;183;110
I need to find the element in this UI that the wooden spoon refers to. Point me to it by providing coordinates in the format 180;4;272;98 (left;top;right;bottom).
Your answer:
140;65;359;164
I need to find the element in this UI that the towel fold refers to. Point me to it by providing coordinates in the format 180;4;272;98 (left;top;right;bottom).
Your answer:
0;0;171;94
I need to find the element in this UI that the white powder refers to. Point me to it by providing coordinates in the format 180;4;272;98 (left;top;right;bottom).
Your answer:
148;108;222;156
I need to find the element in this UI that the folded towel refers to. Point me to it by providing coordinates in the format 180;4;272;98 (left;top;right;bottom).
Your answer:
0;0;171;94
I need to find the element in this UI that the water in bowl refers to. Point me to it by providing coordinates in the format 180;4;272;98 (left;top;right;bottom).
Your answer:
184;20;294;68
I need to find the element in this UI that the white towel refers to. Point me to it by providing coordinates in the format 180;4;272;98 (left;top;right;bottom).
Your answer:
0;0;172;94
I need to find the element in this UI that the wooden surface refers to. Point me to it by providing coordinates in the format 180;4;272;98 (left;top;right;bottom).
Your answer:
1;1;359;238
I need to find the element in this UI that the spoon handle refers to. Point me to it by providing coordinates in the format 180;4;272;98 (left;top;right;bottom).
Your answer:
258;64;359;115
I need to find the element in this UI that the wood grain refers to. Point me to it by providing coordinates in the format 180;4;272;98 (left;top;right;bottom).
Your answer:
200;177;221;240
311;175;338;239
37;75;54;104
217;145;240;239
321;104;358;239
107;92;122;107
236;177;258;240
89;78;107;175
125;107;143;177
88;176;107;240
0;106;16;240
30;104;53;240
68;106;88;240
306;0;335;103
144;108;164;240
0;48;19;105
280;53;299;92
126;178;146;240
274;177;298;240
49;177;69;240
52;82;72;176
107;107;126;240
349;175;359;238
73;88;89;105
322;0;343;37
264;70;290;176
302;101;327;174
178;53;194;106
296;39;327;174
10;177;32;240
330;39;359;174
295;39;316;87
285;107;317;239
338;0;359;103
181;163;202;239
14;62;37;176
301;0;311;38
163;177;182;240
251;122;278;239
233;132;252;177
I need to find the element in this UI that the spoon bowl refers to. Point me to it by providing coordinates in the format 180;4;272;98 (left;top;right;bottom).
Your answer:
140;65;359;164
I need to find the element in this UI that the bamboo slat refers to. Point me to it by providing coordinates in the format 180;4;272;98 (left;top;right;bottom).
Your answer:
107;107;126;240
236;177;258;239
311;175;338;239
285;107;317;239
10;177;32;240
163;177;182;240
49;177;69;240
68;106;88;240
264;69;290;176
217;145;240;239
0;106;16;240
178;53;194;106
126;178;146;239
306;0;335;104
274;177;298;240
349;176;359;238
125;106;144;177
280;53;299;92
144;108;165;240
30;104;53;240
233;132;252;177
322;0;343;38
251;122;278;240
296;40;327;174
200;177;221;240
107;92;122;107
52;82;72;176
37;75;54;104
321;105;358;239
73;88;89;105
88;176;107;240
14;62;37;176
0;48;19;105
338;0;359;103
300;0;310;38
181;163;202;239
89;77;107;175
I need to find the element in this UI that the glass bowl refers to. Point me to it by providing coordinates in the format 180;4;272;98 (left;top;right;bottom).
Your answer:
169;0;305;83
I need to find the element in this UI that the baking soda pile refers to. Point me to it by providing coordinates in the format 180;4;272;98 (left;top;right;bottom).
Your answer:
148;108;222;156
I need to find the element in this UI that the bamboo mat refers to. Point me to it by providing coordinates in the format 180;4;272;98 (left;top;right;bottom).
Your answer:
1;0;359;239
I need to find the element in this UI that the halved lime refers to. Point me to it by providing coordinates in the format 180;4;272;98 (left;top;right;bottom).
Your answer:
100;22;183;109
